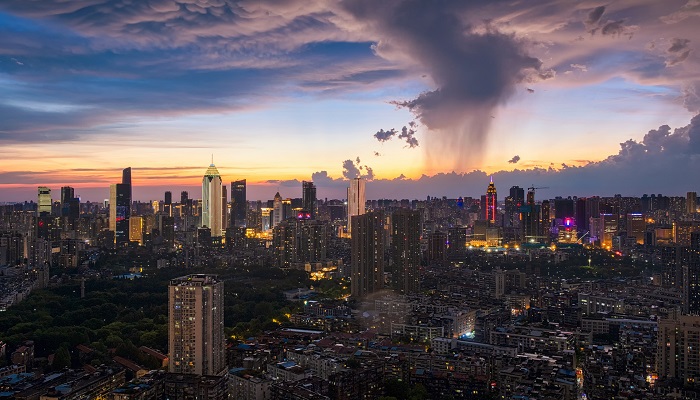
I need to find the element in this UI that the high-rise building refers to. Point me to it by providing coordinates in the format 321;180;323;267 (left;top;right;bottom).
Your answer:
122;166;132;211
110;183;131;247
181;191;190;216
657;314;700;381
351;211;385;298
302;181;317;219
504;186;524;227
484;177;497;223
164;191;172;217
272;192;283;228
521;188;540;243
231;179;246;227
684;232;700;315
37;187;52;215
201;163;223;237
347;178;366;235
60;186;74;205
221;185;228;231
391;209;421;294
130;216;143;245
168;274;225;376
626;213;646;245
688;192;698;214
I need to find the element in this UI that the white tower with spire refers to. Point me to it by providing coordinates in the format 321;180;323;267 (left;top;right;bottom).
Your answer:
202;161;223;237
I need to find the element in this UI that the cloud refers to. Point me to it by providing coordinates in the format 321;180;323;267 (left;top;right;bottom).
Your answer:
373;122;419;148
666;38;692;66
341;157;374;180
508;155;521;164
373;128;397;142
585;6;606;26
661;0;700;24
340;0;553;169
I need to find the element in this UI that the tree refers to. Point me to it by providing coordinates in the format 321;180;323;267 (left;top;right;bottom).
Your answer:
53;346;71;370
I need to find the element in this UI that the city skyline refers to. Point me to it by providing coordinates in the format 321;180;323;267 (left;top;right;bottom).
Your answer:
1;1;700;201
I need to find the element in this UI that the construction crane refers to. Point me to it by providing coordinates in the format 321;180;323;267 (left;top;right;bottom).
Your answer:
527;185;550;192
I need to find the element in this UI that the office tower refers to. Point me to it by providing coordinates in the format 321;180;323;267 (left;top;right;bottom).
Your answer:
231;179;246;227
347;178;366;234
181;191;190;216
37;187;52;215
657;315;700;381
391;209;421;294
302;181;317;219
130;216;144;245
576;198;588;231
626;213;646;245
122;166;132;211
164;191;172;217
109;183;131;247
221;185;228;231
688;192;698;214
272;192;283;228
169;274;225;376
201;163;223;237
521;188;540;243
484;177;497;223
351;211;385;298
60;186;74;205
504;186;524;227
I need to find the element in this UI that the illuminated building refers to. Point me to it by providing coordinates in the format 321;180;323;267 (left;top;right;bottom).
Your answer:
504;186;524;227
169;274;225;376
272;192;283;228
484;176;497;223
302;181;317;219
554;197;574;220
110;182;131;247
557;218;577;243
447;227;467;260
272;217;328;268
351;211;385;298
37;187;52;215
541;199;551;242
230;179;246;227
201;163;223;237
391;209;421;294
129;216;143;245
626;213;646;245
657;314;700;381
221;185;228;231
674;221;700;246
347;178;366;235
521;188;540;243
688;192;698;214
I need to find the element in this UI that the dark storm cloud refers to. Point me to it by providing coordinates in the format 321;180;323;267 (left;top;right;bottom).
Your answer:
585;6;606;26
508;155;520;164
666;38;692;66
340;0;553;168
373;122;418;148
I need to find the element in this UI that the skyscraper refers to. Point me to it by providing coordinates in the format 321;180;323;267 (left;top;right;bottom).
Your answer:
168;274;225;376
181;191;190;216
347;178;366;235
60;186;74;205
110;183;131;247
37;187;52;215
302;181;317;219
272;192;283;228
221;185;228;231
484;177;497;223
201;163;223;237
351;211;385;298
391;209;421;294
231;179;246;227
164;191;172;217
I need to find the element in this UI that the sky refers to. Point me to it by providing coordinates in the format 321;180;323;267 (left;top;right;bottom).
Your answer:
1;0;699;202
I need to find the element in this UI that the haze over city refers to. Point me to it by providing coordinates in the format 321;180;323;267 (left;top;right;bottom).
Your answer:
1;0;699;201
